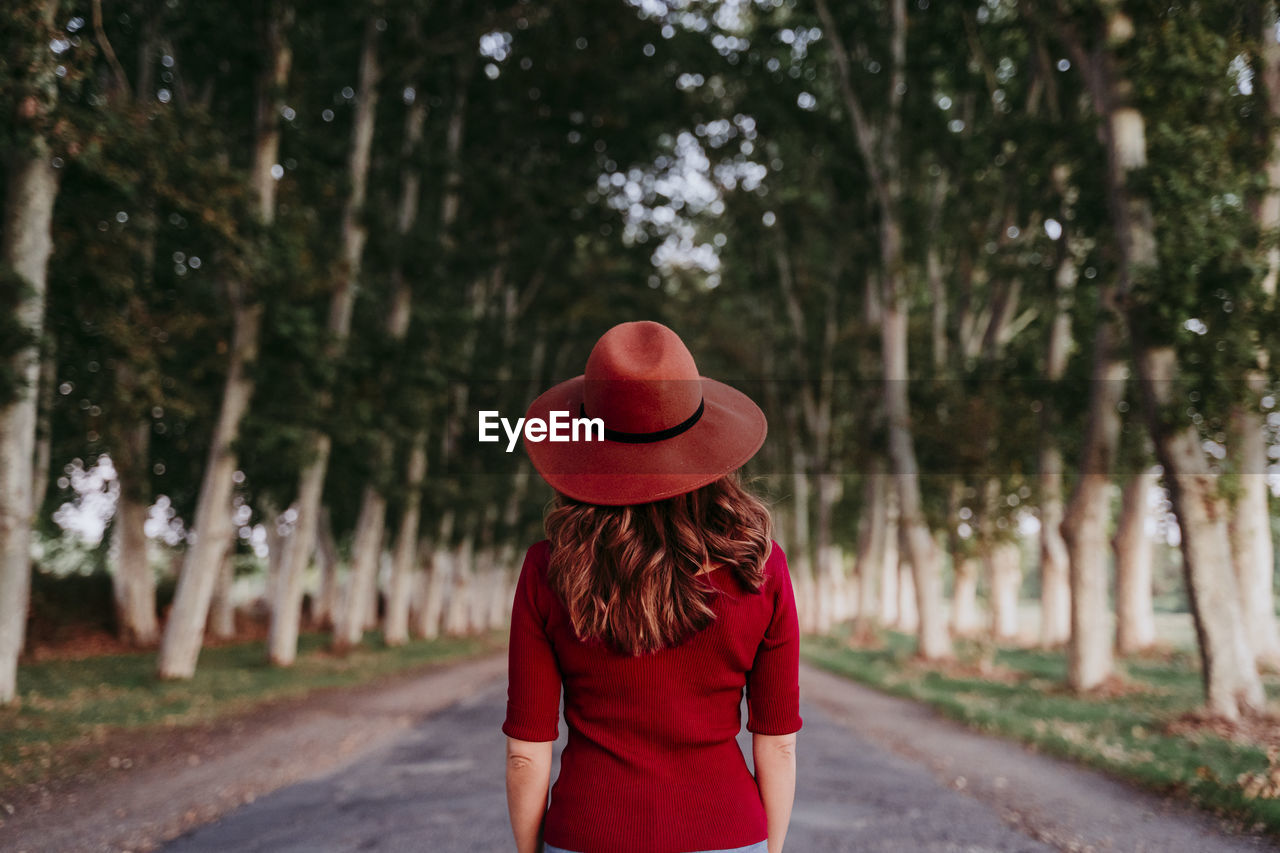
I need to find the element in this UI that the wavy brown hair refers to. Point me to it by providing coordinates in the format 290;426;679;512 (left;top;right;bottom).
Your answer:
544;470;772;655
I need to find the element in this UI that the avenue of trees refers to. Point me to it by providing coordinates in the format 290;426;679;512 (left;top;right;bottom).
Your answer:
3;0;1280;722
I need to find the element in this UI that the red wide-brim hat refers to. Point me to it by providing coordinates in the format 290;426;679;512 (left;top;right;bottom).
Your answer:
523;321;767;506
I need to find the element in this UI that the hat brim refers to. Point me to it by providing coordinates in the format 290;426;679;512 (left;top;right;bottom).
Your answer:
522;375;767;506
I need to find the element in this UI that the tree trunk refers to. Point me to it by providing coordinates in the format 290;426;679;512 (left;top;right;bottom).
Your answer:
262;503;288;617
0;0;60;705
333;484;385;649
1228;400;1280;668
815;0;948;658
884;289;950;658
1060;328;1124;691
952;556;981;637
1038;235;1075;647
853;468;886;636
273;17;380;664
158;301;263;678
879;483;900;626
384;440;426;646
987;541;1021;642
1113;468;1156;656
209;540;236;640
336;68;423;652
813;474;841;634
417;545;449;640
112;420;158;646
897;523;919;635
312;507;340;629
444;537;474;636
1136;348;1263;719
158;3;290;679
1067;4;1264;717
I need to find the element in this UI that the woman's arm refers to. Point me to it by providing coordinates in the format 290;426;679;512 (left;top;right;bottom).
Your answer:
753;731;797;853
506;736;553;853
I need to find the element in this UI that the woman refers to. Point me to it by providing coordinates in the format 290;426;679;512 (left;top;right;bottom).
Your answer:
503;320;801;853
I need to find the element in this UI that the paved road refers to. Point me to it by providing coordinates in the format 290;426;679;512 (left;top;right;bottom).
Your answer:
161;663;1277;853
162;676;1054;852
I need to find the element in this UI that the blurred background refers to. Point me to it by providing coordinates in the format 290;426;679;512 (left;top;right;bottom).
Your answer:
7;0;1280;841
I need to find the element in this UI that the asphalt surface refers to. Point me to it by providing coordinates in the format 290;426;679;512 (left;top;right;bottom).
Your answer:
162;675;1059;853
160;661;1280;853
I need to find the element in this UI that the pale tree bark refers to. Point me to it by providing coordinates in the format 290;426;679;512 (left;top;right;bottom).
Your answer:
978;479;1021;642
158;299;264;678
816;0;950;658
417;546;450;640
896;523;919;634
208;540;236;640
312;508;340;629
1113;468;1156;655
828;545;855;625
951;556;981;637
813;475;842;634
1066;5;1264;717
1232;14;1280;665
853;466;886;637
1038;197;1076;646
373;81;429;648
158;2;290;679
444;535;474;636
1137;349;1263;718
986;541;1022;642
261;503;287;614
1228;400;1280;668
1049;134;1121;686
112;420;158;645
383;442;426;646
1060;336;1124;690
388;57;472;644
414;510;455;639
0;0;61;704
879;483;900;626
273;16;380;663
775;238;841;636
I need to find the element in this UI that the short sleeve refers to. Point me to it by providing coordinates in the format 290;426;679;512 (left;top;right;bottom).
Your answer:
501;541;562;742
745;542;803;735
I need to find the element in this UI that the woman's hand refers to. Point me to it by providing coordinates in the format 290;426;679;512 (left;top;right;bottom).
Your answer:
505;736;553;853
753;731;797;853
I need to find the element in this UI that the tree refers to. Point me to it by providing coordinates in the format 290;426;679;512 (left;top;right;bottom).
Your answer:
1060;0;1264;718
158;1;293;679
0;0;61;703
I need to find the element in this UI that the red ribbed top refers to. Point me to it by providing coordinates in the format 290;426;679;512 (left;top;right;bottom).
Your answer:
502;539;802;853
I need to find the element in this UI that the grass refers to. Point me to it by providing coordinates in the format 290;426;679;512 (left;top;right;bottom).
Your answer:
0;630;502;790
803;630;1280;836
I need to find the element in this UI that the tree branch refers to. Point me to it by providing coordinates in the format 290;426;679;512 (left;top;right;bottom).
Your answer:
92;0;133;101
